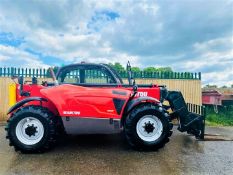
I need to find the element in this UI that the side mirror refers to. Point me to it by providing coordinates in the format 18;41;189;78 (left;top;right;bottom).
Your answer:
126;61;131;71
127;61;133;85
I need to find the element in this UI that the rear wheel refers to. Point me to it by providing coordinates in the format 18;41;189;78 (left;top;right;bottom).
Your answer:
5;106;57;153
124;103;173;150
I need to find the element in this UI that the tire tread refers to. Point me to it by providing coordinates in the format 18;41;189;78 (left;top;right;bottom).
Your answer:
124;103;173;151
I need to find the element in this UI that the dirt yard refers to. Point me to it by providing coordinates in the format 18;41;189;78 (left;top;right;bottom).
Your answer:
0;125;233;175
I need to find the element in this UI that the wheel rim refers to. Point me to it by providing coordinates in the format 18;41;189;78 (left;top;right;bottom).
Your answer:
15;117;44;145
136;115;163;142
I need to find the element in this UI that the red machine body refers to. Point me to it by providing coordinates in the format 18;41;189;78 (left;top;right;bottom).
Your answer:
15;83;161;120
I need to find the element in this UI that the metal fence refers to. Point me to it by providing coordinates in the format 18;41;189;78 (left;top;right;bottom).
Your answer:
186;103;206;139
119;71;201;79
0;67;48;78
187;103;206;116
0;67;201;80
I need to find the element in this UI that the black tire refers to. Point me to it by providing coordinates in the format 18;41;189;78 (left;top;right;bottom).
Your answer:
5;106;58;153
124;103;173;151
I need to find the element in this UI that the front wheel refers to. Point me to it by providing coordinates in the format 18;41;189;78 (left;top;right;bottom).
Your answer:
124;104;173;150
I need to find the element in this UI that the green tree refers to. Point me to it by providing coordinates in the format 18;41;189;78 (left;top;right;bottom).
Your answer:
157;67;173;72
143;66;173;73
108;62;173;73
108;62;125;72
108;63;114;67
131;67;141;72
143;67;157;72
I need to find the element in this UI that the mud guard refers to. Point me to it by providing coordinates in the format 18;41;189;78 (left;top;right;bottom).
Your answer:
121;96;161;126
7;97;48;114
166;91;205;139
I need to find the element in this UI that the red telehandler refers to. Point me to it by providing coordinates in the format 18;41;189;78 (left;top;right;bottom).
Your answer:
5;62;205;153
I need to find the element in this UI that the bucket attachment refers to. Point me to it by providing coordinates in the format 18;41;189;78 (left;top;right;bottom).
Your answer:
166;91;205;139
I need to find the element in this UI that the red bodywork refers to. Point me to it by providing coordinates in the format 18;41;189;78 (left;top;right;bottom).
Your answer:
15;84;161;119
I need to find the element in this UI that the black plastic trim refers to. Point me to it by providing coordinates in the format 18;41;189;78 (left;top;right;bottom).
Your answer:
113;98;126;115
112;90;127;96
7;97;48;114
121;96;161;126
125;96;161;114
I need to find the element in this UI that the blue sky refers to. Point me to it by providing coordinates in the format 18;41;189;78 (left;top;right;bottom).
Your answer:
0;0;232;86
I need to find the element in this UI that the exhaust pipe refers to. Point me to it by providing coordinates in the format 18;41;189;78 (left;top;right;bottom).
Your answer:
49;67;59;85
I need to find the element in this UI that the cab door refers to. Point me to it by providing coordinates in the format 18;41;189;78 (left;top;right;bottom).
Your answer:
57;64;118;85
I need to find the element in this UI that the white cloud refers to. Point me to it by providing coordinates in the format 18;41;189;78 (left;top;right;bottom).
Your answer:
0;0;232;86
193;37;233;54
0;45;49;68
0;55;9;62
177;36;233;86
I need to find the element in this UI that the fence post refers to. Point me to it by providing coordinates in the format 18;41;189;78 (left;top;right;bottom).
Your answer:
43;69;46;78
32;68;35;77
21;68;24;77
25;68;28;77
198;72;201;80
3;67;6;76
11;67;14;77
7;67;10;76
36;68;38;77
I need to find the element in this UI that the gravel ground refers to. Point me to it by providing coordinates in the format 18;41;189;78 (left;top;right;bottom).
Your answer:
0;125;233;175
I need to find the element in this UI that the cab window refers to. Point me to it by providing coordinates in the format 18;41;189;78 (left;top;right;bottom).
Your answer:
84;68;116;84
58;68;80;83
58;66;116;84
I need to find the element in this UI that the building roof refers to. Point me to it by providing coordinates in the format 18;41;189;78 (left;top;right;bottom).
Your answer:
202;90;222;96
202;88;233;95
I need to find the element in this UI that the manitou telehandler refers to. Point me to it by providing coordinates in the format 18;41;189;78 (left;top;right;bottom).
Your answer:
5;62;205;153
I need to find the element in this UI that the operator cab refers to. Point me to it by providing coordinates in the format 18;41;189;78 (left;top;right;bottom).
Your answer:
56;63;121;85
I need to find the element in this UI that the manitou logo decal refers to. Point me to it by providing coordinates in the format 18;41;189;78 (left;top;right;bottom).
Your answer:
63;111;81;115
136;92;148;97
